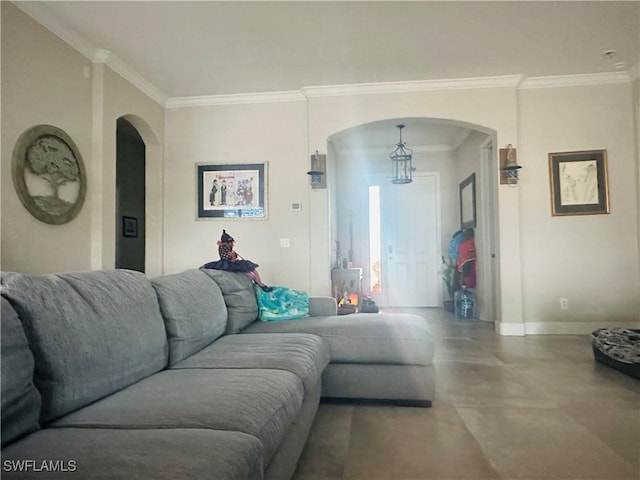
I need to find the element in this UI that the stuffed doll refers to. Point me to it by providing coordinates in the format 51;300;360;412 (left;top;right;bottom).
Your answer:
202;230;272;291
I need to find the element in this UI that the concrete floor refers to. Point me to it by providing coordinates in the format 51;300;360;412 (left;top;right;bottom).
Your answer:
292;308;640;480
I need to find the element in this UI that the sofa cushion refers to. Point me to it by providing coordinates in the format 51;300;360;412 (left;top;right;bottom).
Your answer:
0;297;41;447
200;269;258;333
1;427;263;480
52;368;304;465
151;269;228;365
0;270;168;423
171;333;330;392
243;312;435;366
308;296;338;317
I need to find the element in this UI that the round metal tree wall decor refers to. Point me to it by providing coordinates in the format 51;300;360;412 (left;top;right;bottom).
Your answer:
12;125;87;225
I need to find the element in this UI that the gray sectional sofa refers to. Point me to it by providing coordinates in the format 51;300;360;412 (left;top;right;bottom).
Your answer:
1;268;435;479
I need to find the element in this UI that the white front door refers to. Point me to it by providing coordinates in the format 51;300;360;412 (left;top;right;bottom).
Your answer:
376;174;440;307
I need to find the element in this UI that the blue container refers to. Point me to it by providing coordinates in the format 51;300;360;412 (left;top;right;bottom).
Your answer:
454;287;475;319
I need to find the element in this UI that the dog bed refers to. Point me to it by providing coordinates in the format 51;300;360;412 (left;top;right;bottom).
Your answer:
591;328;640;380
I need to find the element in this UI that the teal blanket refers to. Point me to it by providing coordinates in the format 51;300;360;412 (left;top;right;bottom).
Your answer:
254;285;309;321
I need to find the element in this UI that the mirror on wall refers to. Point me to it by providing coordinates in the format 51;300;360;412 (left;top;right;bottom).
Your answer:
459;172;476;229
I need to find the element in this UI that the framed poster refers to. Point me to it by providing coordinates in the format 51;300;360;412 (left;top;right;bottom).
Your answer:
548;150;609;216
197;163;266;219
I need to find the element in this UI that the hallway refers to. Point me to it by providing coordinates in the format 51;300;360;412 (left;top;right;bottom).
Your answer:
293;308;640;479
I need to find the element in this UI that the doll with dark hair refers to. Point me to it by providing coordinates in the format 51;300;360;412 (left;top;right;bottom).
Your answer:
201;230;272;291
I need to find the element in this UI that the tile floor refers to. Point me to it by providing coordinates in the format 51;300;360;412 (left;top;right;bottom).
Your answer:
292;308;640;480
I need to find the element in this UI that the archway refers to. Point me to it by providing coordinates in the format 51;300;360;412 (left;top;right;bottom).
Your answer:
116;118;145;271
114;114;161;275
327;117;499;320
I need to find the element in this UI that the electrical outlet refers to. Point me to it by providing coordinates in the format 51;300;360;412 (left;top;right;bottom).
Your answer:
279;238;290;248
560;298;569;310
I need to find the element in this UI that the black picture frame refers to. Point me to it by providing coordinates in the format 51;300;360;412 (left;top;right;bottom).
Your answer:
459;173;476;229
122;216;138;238
197;163;267;219
548;150;609;216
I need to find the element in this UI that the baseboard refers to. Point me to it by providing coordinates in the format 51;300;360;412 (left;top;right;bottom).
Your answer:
524;321;640;335
496;322;526;336
496;320;640;336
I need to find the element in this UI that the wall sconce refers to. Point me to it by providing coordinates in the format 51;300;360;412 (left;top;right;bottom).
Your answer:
499;144;522;185
307;150;326;189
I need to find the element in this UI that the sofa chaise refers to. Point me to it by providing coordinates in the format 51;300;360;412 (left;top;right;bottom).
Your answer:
1;268;435;479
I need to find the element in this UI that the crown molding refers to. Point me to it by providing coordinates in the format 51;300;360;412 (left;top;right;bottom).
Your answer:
92;49;111;64
519;71;631;89
300;75;524;98
95;50;167;105
14;1;636;108
165;91;306;109
166;71;631;107
14;1;167;106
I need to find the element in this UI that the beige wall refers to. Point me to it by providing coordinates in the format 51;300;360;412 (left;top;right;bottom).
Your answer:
1;3;92;273
163;101;312;290
518;83;640;331
1;4;165;275
635;77;640;274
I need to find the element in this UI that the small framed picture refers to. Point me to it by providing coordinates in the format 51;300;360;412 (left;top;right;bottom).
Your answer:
548;150;609;216
197;163;267;219
122;216;138;237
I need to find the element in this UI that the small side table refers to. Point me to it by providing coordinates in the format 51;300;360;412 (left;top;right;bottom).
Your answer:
331;268;363;309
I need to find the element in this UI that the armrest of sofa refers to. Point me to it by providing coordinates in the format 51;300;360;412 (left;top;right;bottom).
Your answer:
309;296;337;317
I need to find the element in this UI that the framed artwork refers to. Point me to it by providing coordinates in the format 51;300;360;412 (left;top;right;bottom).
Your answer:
197;163;267;219
459;173;476;229
548;150;609;216
11;125;87;225
122;216;138;237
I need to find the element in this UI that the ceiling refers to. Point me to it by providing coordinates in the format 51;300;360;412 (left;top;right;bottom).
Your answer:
17;1;639;100
14;1;639;151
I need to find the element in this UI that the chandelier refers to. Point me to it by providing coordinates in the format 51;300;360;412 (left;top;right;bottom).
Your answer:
390;124;415;184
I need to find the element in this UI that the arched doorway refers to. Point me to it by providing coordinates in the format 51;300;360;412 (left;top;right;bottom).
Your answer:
328;117;498;320
115;117;145;271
